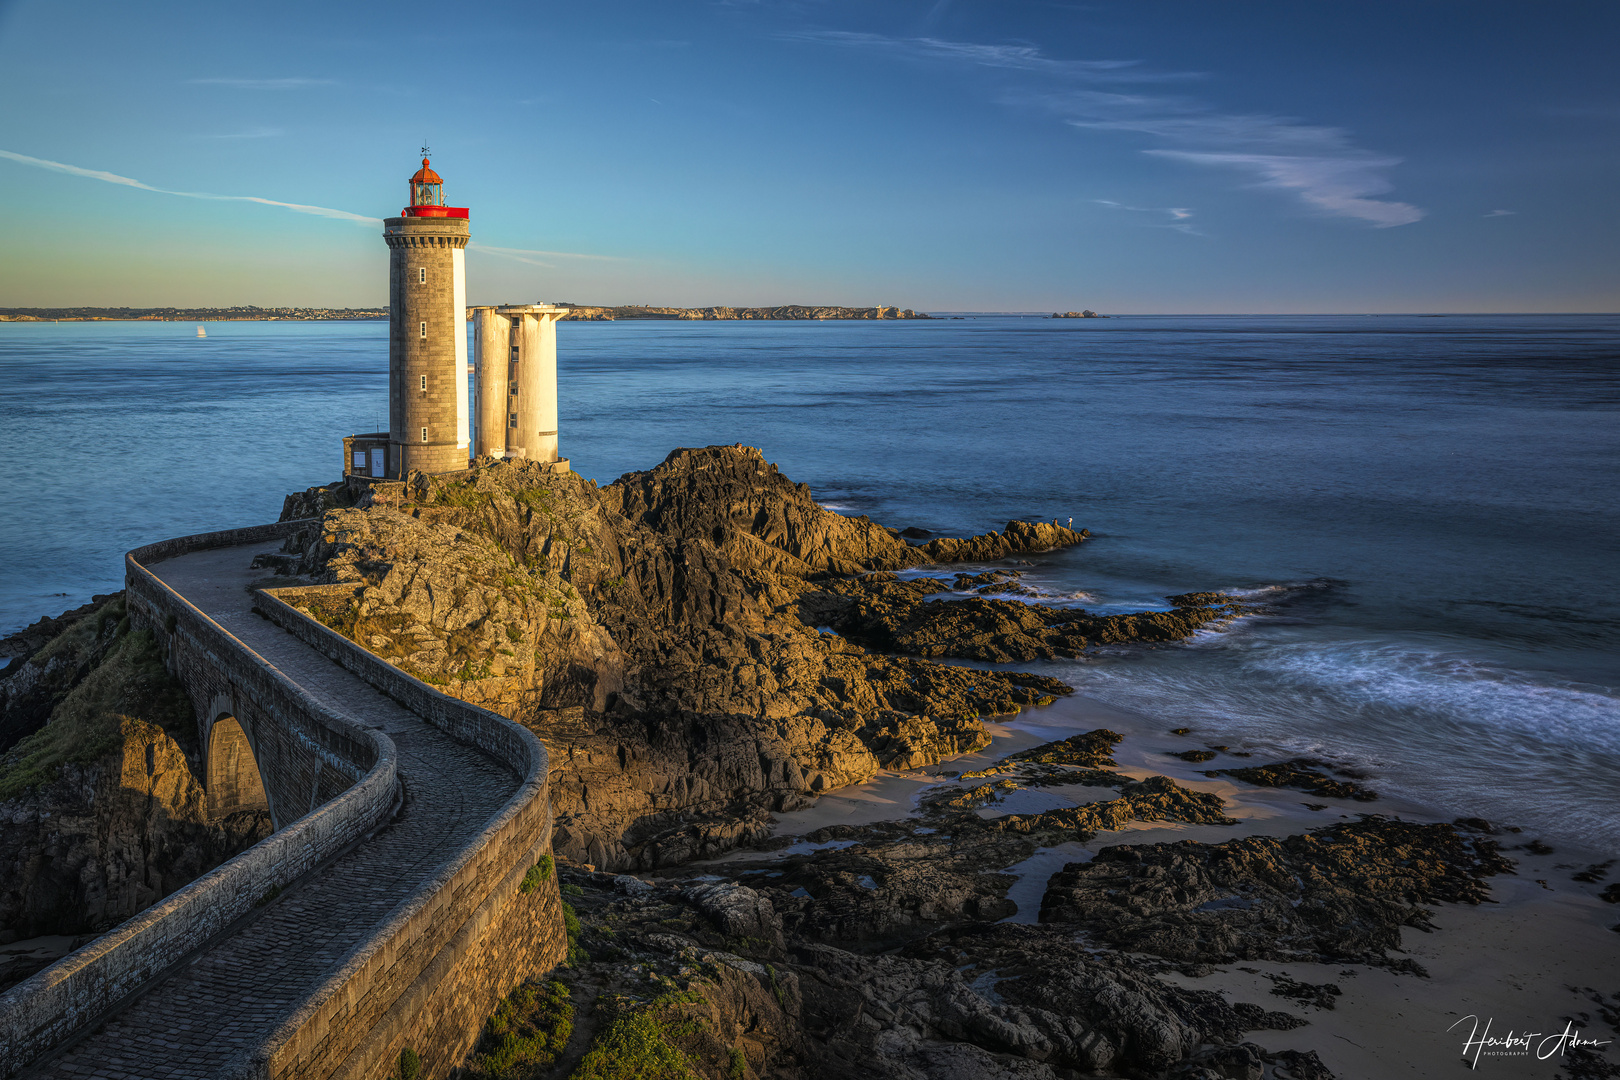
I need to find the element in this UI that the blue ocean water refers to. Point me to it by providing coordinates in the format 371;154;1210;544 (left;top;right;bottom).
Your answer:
1;315;1616;848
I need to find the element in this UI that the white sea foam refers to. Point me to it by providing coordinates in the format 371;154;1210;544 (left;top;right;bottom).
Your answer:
1067;638;1620;854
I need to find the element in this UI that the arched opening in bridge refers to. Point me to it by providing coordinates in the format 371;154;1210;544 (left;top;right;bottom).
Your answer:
207;715;274;827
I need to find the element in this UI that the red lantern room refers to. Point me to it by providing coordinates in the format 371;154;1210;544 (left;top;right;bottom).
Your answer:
402;158;468;219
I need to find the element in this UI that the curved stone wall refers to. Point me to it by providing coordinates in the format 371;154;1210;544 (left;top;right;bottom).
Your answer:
0;523;566;1080
247;588;565;1079
0;522;398;1078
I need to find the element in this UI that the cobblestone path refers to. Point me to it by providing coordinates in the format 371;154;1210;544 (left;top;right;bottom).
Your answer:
29;543;519;1079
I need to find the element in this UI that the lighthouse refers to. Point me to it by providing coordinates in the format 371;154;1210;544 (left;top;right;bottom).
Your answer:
341;156;571;482
381;157;470;476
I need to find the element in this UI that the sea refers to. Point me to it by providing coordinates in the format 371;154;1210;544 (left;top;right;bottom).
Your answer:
1;315;1617;852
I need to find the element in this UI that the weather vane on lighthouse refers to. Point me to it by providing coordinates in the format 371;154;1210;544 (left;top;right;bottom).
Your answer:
420;142;430;158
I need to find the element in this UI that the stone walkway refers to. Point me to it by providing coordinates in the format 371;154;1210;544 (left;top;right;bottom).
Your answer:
28;542;518;1079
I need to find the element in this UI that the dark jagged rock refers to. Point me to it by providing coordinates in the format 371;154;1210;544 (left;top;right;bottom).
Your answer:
279;448;1099;870
1219;759;1379;802
1262;972;1343;1010
809;574;1255;663
1039;816;1513;966
551;870;1321;1080
988;774;1237;839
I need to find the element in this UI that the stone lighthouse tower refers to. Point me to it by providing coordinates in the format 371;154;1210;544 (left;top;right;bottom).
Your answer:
382;157;469;476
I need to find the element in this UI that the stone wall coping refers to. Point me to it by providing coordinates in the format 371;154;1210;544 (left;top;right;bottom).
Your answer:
0;520;399;1079
238;588;551;1079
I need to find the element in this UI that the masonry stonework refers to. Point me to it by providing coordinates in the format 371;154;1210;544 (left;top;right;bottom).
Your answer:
386;220;470;477
0;522;567;1080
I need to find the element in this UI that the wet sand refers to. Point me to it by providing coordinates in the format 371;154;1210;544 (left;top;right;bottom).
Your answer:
758;688;1620;1074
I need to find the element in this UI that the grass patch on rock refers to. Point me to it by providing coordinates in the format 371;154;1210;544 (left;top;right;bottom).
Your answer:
568;991;704;1080
466;979;575;1079
0;627;191;800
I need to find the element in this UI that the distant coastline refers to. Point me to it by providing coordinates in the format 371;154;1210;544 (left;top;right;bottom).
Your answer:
552;304;928;321
0;304;1124;323
0;306;386;323
0;303;931;323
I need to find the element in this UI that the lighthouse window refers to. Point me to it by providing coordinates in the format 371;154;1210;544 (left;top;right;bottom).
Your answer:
509;413;517;428
418;267;426;284
420;375;427;393
420;321;427;339
421;427;428;442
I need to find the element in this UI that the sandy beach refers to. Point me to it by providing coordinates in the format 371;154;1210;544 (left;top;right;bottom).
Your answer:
727;688;1620;1076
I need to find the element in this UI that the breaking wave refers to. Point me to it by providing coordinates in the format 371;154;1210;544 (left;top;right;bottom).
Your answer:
1066;637;1620;854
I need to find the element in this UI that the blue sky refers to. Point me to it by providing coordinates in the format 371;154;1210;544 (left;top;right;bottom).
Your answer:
1;0;1615;312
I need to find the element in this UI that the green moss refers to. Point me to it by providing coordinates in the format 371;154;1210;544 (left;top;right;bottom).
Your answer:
0;629;192;801
467;980;575;1079
398;1047;421;1080
431;480;495;510
567;994;703;1080
561;899;588;966
562;883;584;897
401;663;450;687
520;855;554;894
766;965;784;1009
728;1046;747;1080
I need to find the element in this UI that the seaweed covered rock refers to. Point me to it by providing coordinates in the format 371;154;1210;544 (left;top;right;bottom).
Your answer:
808;574;1254;663
1039;816;1513;965
1219;759;1379;802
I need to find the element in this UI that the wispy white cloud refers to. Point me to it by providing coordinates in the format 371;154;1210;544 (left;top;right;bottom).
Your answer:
470;243;625;267
1094;198;1202;234
1147;151;1422;228
786;30;1190;82
0;149;380;224
802;31;1422;228
189;77;335;89
1484;208;1516;217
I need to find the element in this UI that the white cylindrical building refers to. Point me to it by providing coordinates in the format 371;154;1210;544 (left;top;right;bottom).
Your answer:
496;304;567;463
472;306;508;459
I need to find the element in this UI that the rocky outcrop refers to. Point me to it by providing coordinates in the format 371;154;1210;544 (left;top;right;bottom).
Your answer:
277;448;1096;871
275;446;1255;873
0;624;271;988
1039;816;1513;967
538;866;1316;1080
1218;758;1380;801
806;577;1254;663
0;595;125;755
0;720;269;946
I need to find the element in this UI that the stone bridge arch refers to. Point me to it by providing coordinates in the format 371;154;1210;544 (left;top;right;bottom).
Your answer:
205;709;274;826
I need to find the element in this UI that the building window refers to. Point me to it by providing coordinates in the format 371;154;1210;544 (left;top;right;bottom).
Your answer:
421;427;428;442
510;385;517;397
509;413;517;428
418;267;426;284
420;375;427;393
420;321;427;339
